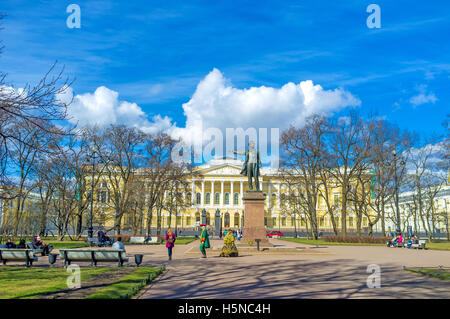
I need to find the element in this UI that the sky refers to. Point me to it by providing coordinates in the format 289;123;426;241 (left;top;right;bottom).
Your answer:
1;0;449;154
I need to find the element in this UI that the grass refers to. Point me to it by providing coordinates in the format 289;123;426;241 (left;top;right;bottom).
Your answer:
281;238;385;246
86;267;160;299
404;267;450;281
47;241;89;249
0;267;113;299
426;241;450;251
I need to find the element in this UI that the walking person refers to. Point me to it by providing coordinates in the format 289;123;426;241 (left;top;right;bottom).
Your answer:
199;224;210;258
166;228;176;261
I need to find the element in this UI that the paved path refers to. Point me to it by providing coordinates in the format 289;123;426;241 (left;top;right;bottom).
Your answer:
135;239;450;299
4;239;449;298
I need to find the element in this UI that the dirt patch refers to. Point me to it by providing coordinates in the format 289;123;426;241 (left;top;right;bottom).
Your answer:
38;268;136;299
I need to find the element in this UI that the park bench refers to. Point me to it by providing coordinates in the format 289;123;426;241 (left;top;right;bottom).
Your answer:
59;249;129;267
130;236;158;244
26;242;54;256
411;240;427;250
86;237;113;247
0;248;38;266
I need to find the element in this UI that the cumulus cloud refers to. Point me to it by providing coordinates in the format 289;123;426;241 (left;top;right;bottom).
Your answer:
58;86;173;133
171;68;361;143
409;84;438;106
61;68;361;149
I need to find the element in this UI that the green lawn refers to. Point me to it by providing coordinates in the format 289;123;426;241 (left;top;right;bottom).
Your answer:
0;267;113;299
47;241;89;249
0;266;162;299
86;267;160;299
281;238;450;250
405;268;450;281
281;238;385;246
426;242;450;251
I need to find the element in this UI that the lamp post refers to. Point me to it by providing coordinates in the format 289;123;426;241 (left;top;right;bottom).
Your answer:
88;147;99;239
292;212;297;238
392;149;401;234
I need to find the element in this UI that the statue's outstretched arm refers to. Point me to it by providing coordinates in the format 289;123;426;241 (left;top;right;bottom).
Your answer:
230;150;245;156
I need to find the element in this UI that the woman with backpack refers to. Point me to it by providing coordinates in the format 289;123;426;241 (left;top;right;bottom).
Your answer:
166;228;176;261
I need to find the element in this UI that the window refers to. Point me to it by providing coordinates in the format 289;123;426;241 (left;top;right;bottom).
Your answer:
281;217;286;227
291;217;296;226
206;213;210;225
348;217;354;227
215;193;220;205
205;193;210;204
319;217;325;227
187;193;192;205
225;193;230;205
234;193;239;205
234;213;240;227
334;217;340;227
196;193;201;205
272;217;277;226
363;217;368;227
186;216;191;225
271;194;276;208
195;213;200;223
334;194;340;206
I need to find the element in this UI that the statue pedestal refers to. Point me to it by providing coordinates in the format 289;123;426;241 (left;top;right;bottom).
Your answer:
241;191;270;245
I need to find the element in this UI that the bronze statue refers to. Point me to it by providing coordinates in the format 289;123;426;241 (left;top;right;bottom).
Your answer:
230;141;262;191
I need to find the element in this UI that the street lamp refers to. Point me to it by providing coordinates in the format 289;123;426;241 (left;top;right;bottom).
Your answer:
392;149;401;234
88;147;99;239
291;212;297;238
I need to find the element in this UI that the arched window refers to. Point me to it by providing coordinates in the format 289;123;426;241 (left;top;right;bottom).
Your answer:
225;193;230;205
187;193;192;205
215;192;220;205
224;212;230;227
196;192;201;205
205;192;210;204
234;213;240;227
271;193;276;208
234;193;239;205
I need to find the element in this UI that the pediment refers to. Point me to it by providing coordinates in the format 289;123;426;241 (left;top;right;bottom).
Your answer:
198;164;242;176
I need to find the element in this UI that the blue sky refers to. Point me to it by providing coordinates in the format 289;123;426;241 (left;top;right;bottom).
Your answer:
1;0;449;141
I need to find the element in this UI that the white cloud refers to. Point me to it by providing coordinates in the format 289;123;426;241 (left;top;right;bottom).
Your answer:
409;85;438;106
171;68;361;143
61;69;361;147
59;86;173;133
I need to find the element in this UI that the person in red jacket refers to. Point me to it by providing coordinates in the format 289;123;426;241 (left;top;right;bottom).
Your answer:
165;228;176;261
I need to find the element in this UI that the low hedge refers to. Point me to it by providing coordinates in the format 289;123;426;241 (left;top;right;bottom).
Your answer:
322;235;387;244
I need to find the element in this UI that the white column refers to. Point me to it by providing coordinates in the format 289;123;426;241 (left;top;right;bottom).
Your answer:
201;181;205;206
268;181;272;208
230;181;234;206
191;181;195;206
211;180;215;206
220;180;224;207
240;181;244;207
277;183;281;209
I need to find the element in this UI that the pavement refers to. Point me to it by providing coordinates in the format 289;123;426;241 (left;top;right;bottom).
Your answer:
3;238;450;298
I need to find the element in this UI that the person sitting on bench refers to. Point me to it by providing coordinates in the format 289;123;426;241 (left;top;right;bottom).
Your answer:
112;236;125;251
97;229;112;246
5;238;16;249
33;236;49;255
17;239;27;249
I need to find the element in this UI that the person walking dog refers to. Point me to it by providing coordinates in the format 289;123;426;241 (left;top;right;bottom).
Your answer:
199;224;210;258
166;228;176;260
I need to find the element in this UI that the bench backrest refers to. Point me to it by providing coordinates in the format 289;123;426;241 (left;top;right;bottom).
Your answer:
59;249;127;261
130;237;146;243
0;249;35;260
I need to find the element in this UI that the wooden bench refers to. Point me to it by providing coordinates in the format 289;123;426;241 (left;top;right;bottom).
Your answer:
411;240;427;249
0;249;38;267
26;242;54;256
59;249;129;267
